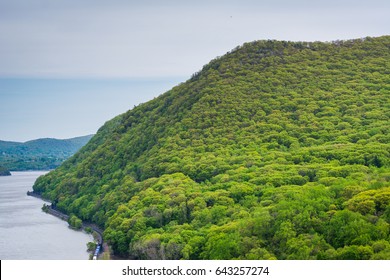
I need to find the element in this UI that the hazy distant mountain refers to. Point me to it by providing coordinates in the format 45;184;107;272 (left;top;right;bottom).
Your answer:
34;36;389;259
0;135;93;170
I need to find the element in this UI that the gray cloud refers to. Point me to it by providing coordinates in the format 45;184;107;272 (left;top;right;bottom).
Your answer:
0;0;389;78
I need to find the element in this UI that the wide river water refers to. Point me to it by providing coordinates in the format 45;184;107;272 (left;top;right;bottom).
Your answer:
0;171;93;259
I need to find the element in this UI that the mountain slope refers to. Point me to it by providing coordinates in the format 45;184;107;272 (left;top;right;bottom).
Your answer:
0;135;93;170
34;36;390;259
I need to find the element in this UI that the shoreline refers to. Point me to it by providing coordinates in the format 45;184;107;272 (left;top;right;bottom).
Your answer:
27;191;109;260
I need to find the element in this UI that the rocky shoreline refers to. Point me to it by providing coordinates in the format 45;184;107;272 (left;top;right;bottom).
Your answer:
0;166;11;176
27;190;109;259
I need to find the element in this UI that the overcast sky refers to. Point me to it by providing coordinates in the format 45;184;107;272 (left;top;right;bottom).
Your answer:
0;0;389;141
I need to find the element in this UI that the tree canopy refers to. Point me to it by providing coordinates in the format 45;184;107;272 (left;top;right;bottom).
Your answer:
34;36;390;259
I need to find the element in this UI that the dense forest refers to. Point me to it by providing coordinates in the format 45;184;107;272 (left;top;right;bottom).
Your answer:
0;135;93;170
34;36;390;259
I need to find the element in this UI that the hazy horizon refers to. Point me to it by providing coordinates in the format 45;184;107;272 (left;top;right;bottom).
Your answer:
0;77;184;142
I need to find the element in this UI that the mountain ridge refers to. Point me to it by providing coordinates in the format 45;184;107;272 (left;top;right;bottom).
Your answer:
0;134;94;170
34;36;390;259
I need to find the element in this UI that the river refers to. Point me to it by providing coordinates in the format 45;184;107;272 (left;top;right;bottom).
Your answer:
0;171;93;259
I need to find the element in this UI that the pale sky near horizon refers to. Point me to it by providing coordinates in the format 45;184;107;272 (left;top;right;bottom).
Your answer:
0;0;389;142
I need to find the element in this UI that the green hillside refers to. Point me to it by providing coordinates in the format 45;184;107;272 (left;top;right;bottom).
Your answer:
34;36;390;259
0;135;93;170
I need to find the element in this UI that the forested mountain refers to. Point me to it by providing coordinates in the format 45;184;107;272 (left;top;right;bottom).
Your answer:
34;36;390;259
0;135;93;170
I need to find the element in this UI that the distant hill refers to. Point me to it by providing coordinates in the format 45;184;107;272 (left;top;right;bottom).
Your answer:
0;135;93;170
34;36;390;259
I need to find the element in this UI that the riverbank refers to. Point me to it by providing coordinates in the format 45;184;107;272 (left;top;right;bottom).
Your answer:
0;166;11;176
27;191;110;260
1;171;93;259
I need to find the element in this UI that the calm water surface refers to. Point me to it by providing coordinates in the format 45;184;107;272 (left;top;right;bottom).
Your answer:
0;171;93;259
